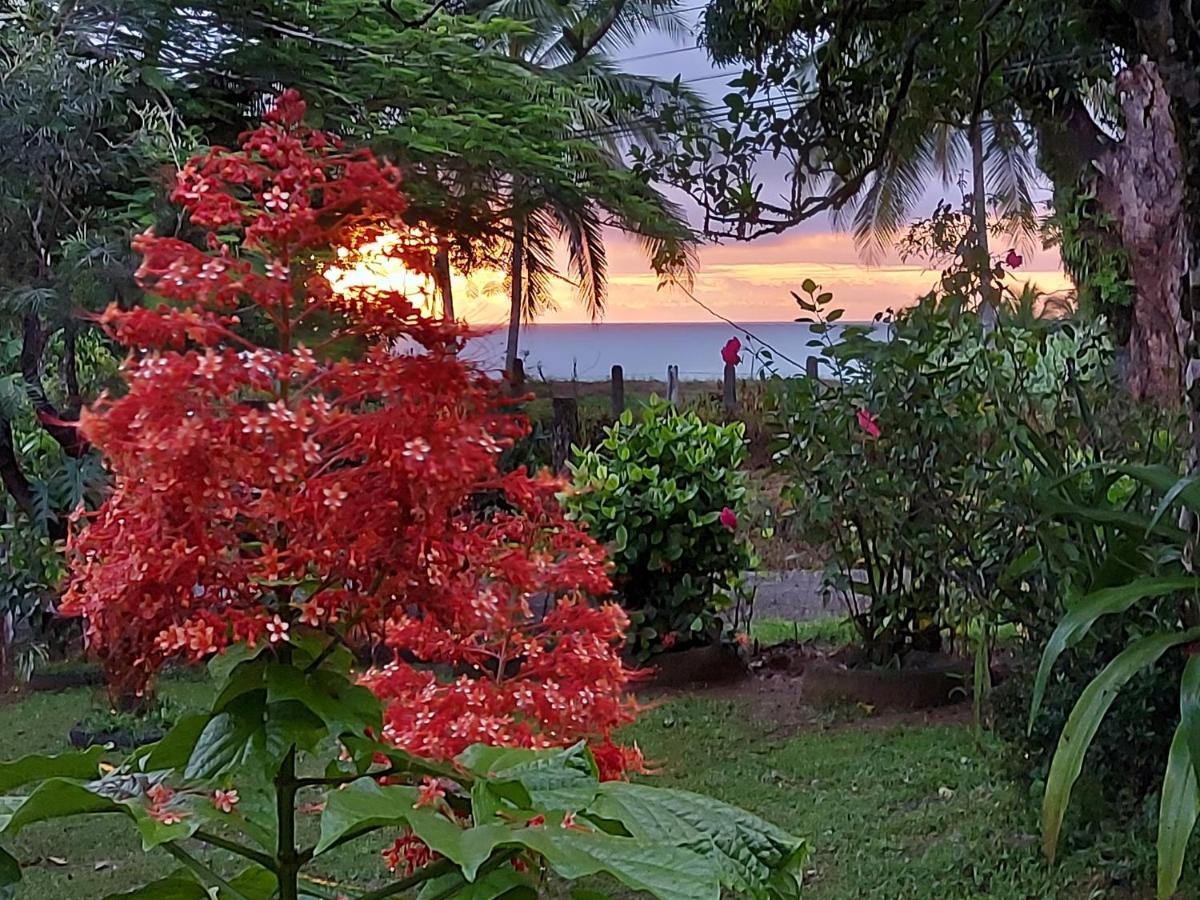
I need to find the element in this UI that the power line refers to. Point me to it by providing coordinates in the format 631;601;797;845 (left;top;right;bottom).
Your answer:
675;282;807;370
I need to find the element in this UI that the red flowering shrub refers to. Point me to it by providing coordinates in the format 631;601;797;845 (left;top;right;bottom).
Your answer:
62;90;639;775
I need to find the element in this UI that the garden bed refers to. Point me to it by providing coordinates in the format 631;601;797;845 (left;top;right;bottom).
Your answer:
753;642;974;711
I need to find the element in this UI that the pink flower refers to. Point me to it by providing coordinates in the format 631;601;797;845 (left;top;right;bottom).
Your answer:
413;776;446;810
856;409;881;439
721;337;742;367
1004;249;1023;269
212;789;239;813
719;507;738;531
266;615;289;643
661;632;678;649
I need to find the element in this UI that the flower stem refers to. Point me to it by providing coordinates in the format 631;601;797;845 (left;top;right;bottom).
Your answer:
277;745;300;900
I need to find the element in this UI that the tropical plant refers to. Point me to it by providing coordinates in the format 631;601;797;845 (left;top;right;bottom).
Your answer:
24;94;808;898
562;399;755;659
1026;461;1200;899
770;276;1113;669
0;645;807;899
489;0;701;373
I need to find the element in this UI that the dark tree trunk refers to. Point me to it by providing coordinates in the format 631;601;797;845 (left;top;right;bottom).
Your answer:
505;215;525;378
21;312;88;457
0;415;35;519
433;246;454;322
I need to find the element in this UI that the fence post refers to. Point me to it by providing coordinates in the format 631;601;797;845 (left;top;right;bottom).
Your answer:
805;356;819;380
551;396;580;474
722;362;737;415
667;364;680;407
610;364;625;417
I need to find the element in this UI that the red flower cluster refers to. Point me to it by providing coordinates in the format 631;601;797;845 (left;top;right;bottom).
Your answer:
62;91;639;773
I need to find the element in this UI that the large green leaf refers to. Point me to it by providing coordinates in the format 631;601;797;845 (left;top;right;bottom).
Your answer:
518;824;719;900
0;779;122;836
589;782;805;898
1158;720;1200;899
456;742;599;810
417;866;536;899
101;869;211;899
1043;627;1200;861
143;715;211;772
264;664;381;737
0;747;104;792
1029;576;1200;732
185;705;265;781
315;779;514;878
0;846;18;889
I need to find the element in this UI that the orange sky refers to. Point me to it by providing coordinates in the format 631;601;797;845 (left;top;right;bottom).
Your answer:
452;228;1074;326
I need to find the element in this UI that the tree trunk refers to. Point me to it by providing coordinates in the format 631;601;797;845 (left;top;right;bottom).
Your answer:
433;246;454;322
20;312;88;457
1095;62;1186;404
505;215;525;377
969;32;997;332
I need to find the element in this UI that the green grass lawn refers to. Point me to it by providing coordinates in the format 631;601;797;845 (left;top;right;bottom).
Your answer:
0;679;1174;898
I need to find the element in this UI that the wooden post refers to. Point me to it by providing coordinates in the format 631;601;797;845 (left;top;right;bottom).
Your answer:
722;362;737;415
805;356;819;380
666;364;680;407
610;364;625;417
551;396;580;473
510;358;525;395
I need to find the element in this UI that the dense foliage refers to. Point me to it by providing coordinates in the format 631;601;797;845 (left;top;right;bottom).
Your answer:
770;279;1113;664
564;400;754;659
4;93;811;900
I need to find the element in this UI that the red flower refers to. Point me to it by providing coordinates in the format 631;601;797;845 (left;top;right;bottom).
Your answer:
1004;249;1023;269
413;777;446;810
721;337;742;367
719;507;738;531
660;632;678;649
61;92;642;777
856;408;881;439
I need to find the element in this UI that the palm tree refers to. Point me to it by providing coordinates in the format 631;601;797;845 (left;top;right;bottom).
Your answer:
486;0;701;375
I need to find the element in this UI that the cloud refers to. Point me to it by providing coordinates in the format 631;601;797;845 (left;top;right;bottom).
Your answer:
453;227;1073;325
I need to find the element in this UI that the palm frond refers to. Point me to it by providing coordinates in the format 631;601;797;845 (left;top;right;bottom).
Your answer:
848;128;936;263
521;210;562;320
984;115;1039;251
549;198;608;319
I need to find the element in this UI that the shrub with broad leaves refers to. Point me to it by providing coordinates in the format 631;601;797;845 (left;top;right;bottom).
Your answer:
563;399;755;659
0;92;805;899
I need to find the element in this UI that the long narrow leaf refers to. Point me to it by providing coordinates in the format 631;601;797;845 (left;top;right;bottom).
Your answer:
1158;715;1200;898
1029;577;1200;732
1043;628;1200;861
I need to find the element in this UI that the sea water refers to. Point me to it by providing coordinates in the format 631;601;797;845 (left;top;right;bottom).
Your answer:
462;321;886;381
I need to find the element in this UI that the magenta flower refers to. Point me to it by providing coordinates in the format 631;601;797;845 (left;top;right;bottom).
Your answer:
856;408;881;439
1005;248;1023;269
721;337;742;367
719;507;738;531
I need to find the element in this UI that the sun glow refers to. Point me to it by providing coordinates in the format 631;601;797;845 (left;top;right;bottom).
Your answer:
325;231;441;318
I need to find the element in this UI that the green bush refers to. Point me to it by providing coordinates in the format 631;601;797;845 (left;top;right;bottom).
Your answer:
563;399;755;658
769;284;1114;664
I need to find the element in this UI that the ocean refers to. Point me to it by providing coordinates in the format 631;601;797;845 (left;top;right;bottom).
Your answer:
462;321;886;381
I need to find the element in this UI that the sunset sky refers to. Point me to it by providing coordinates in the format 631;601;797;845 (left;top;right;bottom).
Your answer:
451;8;1073;327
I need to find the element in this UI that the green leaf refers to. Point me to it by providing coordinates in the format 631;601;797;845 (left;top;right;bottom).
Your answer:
265;664;381;737
1028;576;1200;732
0;779;121;837
518;824;719;900
589;782;805;897
316;779;514;880
0;747;104;792
1043;627;1200;861
101;869;210;899
1159;711;1200;898
418;867;536;899
185;705;264;781
144;716;211;772
457;743;599;810
0;846;18;889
